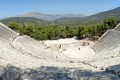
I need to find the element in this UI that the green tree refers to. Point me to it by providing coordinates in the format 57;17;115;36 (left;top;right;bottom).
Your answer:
78;25;89;39
103;16;117;29
8;22;18;31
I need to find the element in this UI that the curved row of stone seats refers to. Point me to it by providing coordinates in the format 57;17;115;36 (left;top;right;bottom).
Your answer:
91;30;112;50
91;30;112;53
114;23;120;31
0;22;19;42
92;30;120;53
98;30;112;41
93;31;117;53
12;35;58;59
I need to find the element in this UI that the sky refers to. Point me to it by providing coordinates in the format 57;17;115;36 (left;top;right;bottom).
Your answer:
0;0;120;18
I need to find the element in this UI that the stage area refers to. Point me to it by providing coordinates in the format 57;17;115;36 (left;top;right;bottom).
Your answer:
63;46;95;59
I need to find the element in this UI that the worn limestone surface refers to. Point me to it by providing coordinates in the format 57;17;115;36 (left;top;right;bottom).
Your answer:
0;22;120;80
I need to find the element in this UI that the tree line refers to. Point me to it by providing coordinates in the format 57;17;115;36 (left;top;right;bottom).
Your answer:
7;16;118;41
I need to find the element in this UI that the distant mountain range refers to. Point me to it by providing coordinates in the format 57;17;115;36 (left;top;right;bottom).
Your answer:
17;12;85;21
0;17;46;25
54;7;120;25
1;7;120;25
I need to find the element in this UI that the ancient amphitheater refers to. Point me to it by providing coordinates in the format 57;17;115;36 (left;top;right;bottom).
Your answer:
0;22;120;80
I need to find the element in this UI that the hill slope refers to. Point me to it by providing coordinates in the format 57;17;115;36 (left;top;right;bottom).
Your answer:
54;7;120;25
17;12;85;21
0;17;46;24
1;7;120;25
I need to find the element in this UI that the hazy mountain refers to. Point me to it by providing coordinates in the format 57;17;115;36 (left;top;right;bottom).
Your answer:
54;7;120;25
17;12;85;21
0;17;46;25
1;7;120;25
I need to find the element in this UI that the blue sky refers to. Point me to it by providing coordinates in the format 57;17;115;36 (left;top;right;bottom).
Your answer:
0;0;120;18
